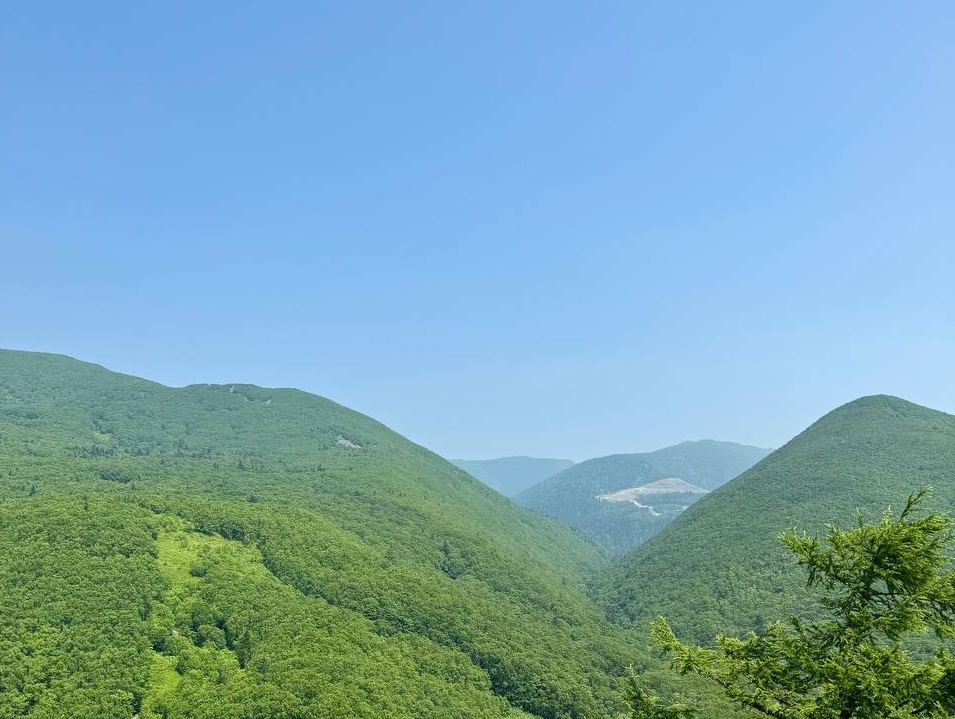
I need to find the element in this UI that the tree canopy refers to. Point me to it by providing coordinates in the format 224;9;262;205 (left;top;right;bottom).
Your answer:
631;488;955;719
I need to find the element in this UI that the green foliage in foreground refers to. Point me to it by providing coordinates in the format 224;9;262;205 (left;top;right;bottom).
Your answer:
630;489;955;719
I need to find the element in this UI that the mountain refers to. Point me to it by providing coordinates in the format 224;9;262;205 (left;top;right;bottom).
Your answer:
635;440;773;490
0;349;642;719
599;395;955;644
515;441;770;554
451;457;575;496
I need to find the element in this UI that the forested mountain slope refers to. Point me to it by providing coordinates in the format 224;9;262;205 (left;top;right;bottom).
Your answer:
451;457;575;496
635;440;771;490
516;441;769;554
0;349;641;719
599;395;955;644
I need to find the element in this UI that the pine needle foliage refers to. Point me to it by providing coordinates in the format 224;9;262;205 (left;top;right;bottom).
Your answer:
634;489;955;719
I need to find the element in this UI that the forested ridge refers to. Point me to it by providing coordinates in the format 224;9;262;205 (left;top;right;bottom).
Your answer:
5;351;954;719
599;395;955;644
0;349;644;718
516;442;770;554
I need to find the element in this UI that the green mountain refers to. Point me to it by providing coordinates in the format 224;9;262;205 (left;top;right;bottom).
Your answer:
515;441;770;554
0;349;641;719
635;440;773;490
451;457;575;496
599;395;955;644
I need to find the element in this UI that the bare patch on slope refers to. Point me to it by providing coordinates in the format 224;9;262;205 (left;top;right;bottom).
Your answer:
597;477;708;503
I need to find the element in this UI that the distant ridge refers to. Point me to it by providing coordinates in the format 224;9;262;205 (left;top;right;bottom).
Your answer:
599;395;955;643
451;456;575;496
515;440;769;554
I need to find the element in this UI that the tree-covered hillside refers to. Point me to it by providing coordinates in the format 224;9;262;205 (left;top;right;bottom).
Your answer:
599;395;955;644
635;441;771;490
0;349;641;719
516;441;769;554
451;457;575;497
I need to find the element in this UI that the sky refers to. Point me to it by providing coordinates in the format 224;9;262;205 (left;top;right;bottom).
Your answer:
2;2;954;461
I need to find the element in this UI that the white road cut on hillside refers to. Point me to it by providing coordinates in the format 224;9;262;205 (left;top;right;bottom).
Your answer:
596;477;709;502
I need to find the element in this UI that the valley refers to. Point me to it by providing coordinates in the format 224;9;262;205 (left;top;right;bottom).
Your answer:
6;6;950;715
1;350;953;718
598;395;955;644
512;441;770;554
450;457;576;497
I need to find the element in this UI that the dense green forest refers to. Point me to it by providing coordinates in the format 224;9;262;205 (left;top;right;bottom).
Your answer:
516;442;769;554
451;457;575;497
629;489;955;718
599;395;955;644
4;351;953;719
0;349;646;719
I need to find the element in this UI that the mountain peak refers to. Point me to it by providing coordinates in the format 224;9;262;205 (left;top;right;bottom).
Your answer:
600;395;955;643
831;393;928;414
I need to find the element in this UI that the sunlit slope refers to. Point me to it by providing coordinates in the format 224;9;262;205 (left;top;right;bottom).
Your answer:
0;349;595;577
0;349;639;719
516;441;769;554
599;395;955;643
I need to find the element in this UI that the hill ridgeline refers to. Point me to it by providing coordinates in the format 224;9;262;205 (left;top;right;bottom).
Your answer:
0;348;641;719
598;395;955;643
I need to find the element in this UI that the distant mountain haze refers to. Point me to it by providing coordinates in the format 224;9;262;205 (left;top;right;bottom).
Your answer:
451;457;575;496
634;440;774;490
598;395;955;644
0;348;642;718
516;441;771;554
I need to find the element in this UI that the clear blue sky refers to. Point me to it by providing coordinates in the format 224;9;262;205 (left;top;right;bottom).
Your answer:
3;2;953;460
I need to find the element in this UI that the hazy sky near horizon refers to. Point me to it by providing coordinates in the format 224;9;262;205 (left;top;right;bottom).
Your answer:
3;2;953;460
